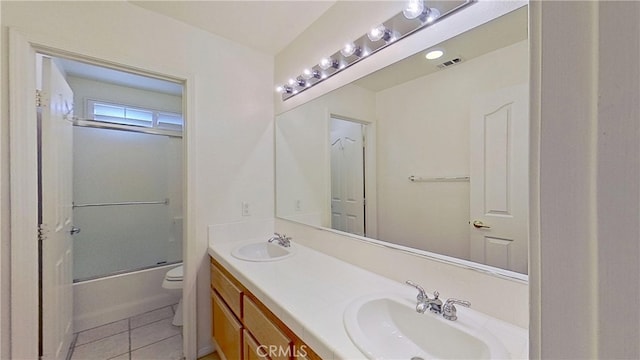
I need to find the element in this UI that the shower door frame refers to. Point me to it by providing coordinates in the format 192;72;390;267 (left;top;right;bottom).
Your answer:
8;28;198;360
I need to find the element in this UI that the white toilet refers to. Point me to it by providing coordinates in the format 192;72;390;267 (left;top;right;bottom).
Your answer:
162;265;183;326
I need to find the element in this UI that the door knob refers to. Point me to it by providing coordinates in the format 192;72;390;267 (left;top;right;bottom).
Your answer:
70;226;81;235
472;220;491;229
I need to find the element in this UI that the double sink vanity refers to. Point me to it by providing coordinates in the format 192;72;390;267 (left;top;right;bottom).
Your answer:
208;236;527;359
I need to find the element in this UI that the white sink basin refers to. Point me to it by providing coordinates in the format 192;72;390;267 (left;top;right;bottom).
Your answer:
231;242;295;262
343;294;510;360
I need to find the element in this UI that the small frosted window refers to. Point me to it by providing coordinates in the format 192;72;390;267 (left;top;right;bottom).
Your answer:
125;108;153;123
94;103;125;119
89;100;182;131
157;112;183;130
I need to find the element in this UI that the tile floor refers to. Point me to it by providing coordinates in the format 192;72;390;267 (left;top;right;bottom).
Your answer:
68;304;182;360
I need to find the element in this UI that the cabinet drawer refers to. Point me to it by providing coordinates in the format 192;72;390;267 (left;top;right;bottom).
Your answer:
212;291;242;360
243;297;291;360
211;263;242;316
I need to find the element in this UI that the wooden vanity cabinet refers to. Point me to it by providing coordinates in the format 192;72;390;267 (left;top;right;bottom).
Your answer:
212;290;242;360
210;257;321;360
243;330;263;360
243;296;292;360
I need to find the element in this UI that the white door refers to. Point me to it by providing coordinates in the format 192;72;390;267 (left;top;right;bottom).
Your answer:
469;83;529;273
40;57;75;360
330;118;365;236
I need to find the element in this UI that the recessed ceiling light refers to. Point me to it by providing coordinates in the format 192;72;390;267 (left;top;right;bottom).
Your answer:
425;49;444;60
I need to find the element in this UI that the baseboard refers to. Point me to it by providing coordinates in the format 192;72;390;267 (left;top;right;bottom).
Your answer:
197;343;216;358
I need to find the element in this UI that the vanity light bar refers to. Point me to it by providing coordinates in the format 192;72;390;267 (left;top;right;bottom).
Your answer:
275;0;475;101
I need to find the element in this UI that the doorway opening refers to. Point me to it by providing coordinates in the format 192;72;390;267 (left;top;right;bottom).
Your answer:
37;54;185;360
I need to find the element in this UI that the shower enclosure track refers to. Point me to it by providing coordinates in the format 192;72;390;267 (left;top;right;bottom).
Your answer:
72;198;169;208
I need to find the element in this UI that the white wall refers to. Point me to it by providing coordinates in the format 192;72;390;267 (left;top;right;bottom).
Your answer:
1;1;273;358
375;40;528;260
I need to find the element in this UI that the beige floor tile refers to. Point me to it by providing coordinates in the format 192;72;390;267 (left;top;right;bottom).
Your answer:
131;317;181;350
130;334;182;360
108;353;130;360
130;306;174;329
76;319;129;346
71;331;129;360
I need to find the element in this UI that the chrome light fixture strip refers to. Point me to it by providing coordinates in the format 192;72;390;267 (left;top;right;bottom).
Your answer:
277;0;474;101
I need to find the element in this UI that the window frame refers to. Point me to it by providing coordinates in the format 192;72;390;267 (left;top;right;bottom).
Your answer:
86;99;183;132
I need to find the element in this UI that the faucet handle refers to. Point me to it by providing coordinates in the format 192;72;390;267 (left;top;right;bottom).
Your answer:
405;280;427;301
443;298;471;321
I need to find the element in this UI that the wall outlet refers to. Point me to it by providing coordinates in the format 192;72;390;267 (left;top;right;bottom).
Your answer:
242;201;250;216
295;199;301;212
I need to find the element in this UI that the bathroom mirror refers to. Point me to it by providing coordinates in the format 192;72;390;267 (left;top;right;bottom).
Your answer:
275;6;529;276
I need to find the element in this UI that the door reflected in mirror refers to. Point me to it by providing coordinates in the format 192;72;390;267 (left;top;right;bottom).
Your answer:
276;6;529;275
330;118;366;236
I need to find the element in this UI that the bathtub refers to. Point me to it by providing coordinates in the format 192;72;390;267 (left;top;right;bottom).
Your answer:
73;263;182;332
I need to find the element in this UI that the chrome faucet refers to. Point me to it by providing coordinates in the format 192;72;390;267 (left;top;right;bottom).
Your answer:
268;232;291;247
442;298;471;321
405;280;442;314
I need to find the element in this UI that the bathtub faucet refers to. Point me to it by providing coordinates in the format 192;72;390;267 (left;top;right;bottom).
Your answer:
268;232;291;247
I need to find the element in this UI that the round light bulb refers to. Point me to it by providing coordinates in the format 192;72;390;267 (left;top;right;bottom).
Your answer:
403;0;425;20
425;49;444;60
319;57;333;70
341;43;356;57
275;85;284;93
302;68;313;80
368;25;386;42
287;78;296;86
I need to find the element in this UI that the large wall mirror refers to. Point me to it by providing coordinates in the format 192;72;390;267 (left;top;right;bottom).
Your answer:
276;5;529;276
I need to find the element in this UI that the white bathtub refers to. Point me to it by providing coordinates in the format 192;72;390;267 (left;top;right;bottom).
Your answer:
73;263;181;332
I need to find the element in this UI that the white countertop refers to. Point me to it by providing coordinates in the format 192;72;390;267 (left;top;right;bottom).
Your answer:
208;239;528;359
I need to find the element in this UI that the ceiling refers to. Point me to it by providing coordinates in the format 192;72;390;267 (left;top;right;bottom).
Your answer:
56;57;184;96
57;1;340;95
129;0;338;56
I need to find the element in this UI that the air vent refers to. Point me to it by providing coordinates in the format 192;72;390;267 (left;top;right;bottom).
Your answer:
437;57;463;69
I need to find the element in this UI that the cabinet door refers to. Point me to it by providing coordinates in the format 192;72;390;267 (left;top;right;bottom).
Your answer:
244;297;291;360
212;291;242;360
243;330;264;360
